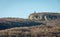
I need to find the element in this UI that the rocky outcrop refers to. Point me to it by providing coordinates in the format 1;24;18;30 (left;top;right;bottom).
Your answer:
28;12;60;21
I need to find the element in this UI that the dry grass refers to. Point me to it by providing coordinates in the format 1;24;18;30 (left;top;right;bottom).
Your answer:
0;24;60;37
0;13;60;37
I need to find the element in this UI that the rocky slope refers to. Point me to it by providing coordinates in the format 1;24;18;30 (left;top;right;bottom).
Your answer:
0;13;60;37
0;18;60;37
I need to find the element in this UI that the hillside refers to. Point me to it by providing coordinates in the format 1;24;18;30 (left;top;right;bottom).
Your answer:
0;18;44;30
0;23;60;37
0;12;60;37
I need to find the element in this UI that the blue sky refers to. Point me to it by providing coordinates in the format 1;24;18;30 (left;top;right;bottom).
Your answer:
0;0;60;18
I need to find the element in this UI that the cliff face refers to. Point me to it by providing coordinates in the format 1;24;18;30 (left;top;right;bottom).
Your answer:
29;13;60;21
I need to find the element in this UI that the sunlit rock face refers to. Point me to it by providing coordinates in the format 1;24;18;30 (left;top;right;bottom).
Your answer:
28;12;60;21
